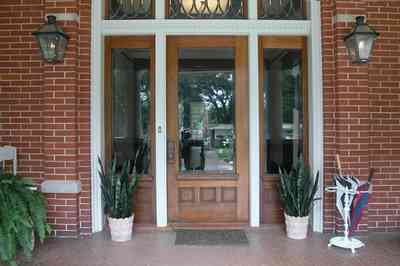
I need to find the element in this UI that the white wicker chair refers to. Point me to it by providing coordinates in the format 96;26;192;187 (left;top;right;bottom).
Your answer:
0;146;17;175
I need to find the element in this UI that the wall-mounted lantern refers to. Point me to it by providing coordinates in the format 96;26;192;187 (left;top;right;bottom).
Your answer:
32;15;69;63
344;16;379;64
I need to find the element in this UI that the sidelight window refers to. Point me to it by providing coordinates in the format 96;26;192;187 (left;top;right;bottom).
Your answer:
110;48;151;174
262;45;306;174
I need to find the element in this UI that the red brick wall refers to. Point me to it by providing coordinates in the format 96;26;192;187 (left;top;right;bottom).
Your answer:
0;0;91;237
366;0;400;232
321;0;400;233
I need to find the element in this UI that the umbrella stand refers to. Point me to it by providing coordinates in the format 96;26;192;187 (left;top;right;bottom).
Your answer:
324;154;367;254
325;185;365;253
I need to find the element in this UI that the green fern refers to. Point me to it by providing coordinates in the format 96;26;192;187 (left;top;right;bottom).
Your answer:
0;173;51;266
278;159;320;217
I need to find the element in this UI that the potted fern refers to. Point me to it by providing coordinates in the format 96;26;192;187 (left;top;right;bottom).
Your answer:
278;160;319;240
0;173;51;266
98;158;139;242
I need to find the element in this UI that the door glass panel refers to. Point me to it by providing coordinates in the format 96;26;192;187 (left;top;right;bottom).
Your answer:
263;48;303;174
178;48;235;173
112;48;150;174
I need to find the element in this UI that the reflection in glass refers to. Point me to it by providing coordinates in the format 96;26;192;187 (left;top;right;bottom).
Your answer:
259;0;305;20
109;0;153;19
178;48;235;173
112;48;150;174
264;49;303;174
169;0;244;19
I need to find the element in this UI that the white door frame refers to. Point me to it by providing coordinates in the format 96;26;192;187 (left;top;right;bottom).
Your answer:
90;0;324;232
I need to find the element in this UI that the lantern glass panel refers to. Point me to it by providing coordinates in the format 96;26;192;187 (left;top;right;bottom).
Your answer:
55;34;68;62
346;47;357;63
344;35;357;63
36;34;58;62
355;34;374;62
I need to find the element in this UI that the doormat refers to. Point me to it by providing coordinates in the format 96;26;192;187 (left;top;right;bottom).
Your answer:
175;230;249;246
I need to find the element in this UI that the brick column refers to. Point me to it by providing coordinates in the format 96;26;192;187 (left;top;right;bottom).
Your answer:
41;0;81;238
76;0;92;236
324;0;371;234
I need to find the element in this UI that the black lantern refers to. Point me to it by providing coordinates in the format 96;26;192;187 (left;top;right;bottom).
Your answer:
32;15;69;63
344;16;379;64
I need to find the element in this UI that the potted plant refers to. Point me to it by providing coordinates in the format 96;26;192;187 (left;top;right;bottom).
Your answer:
278;160;319;240
0;173;51;266
98;158;139;242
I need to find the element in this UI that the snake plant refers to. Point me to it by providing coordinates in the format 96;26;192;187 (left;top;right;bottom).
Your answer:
278;160;319;217
98;158;139;219
0;173;51;266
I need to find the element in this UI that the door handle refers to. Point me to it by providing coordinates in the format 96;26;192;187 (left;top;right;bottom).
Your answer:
167;139;176;164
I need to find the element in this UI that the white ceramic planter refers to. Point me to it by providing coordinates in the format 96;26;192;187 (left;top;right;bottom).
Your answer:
284;213;309;240
108;215;134;242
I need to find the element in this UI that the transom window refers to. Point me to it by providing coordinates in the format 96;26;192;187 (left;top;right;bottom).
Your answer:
105;0;307;19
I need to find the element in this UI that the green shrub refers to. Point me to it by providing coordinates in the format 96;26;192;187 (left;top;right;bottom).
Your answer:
98;158;139;219
0;174;51;266
278;160;319;217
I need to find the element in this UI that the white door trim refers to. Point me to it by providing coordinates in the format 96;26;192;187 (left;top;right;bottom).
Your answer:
155;33;168;227
90;0;104;233
90;0;324;232
309;0;324;233
249;33;260;227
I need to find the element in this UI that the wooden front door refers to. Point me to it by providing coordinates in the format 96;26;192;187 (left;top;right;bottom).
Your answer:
167;36;249;225
259;37;308;224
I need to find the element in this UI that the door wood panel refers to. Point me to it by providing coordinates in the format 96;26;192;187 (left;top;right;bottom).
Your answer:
167;36;249;224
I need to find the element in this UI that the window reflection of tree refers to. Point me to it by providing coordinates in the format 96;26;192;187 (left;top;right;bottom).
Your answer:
178;70;235;172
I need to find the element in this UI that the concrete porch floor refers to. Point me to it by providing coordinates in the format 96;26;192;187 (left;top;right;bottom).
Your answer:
22;227;400;266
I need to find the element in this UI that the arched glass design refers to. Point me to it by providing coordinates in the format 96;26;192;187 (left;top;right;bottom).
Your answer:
259;0;305;20
108;0;153;19
168;0;246;19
